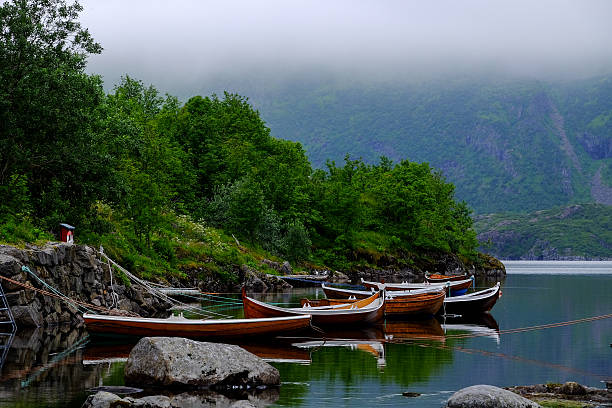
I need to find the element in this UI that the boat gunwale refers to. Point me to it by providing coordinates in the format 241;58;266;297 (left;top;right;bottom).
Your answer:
244;291;384;316
443;283;501;303
83;313;312;325
360;277;473;290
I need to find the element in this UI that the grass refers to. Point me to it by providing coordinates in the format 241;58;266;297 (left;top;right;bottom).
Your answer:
536;399;594;408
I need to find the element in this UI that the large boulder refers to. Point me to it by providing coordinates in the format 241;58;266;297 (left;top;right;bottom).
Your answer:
446;385;541;408
82;391;262;408
124;337;280;388
11;304;42;327
81;391;125;408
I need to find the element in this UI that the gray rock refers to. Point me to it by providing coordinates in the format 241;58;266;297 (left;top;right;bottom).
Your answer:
242;267;268;293
558;381;586;395
328;270;349;283
125;337;280;388
81;391;125;408
446;385;541;408
261;259;280;271
12;305;42;327
229;400;256;408
133;395;172;407
280;261;292;275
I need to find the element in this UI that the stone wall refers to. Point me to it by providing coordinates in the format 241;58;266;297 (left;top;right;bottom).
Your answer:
0;243;169;328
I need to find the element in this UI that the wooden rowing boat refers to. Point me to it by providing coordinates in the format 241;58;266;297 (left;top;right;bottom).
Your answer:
425;273;469;283
305;286;445;317
442;283;501;315
322;283;439;300
242;288;384;325
384;289;446;316
321;282;499;316
83;313;311;338
361;277;473;295
321;283;375;299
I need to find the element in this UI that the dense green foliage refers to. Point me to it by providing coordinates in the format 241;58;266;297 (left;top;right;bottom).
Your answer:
246;77;612;214
475;204;612;259
0;0;479;276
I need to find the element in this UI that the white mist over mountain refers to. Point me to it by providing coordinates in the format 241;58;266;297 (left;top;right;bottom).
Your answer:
80;0;612;94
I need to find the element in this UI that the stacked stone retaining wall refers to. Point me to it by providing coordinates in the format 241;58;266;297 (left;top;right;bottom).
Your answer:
0;243;169;328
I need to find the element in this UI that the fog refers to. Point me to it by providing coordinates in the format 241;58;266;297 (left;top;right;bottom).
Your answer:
80;0;612;94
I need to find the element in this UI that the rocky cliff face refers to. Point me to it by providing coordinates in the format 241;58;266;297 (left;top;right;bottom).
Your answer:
0;243;170;328
475;204;612;260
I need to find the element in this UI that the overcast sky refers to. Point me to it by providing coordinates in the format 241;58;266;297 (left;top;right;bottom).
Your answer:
80;0;612;94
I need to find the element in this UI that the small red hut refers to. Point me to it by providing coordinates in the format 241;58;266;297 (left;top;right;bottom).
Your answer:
60;223;75;243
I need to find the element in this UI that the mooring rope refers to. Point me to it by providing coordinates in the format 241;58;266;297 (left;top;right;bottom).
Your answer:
0;273;109;313
98;252;232;319
442;313;612;340
100;246;119;309
21;266;92;314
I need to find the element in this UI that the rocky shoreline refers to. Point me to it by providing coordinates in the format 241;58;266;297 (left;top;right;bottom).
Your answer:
0;242;505;329
506;382;612;407
445;383;611;407
82;337;281;408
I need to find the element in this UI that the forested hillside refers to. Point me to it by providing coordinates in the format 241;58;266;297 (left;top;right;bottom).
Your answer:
475;204;612;260
0;0;487;280
247;77;612;214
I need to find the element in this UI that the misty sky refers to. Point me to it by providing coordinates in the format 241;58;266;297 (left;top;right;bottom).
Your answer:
80;0;612;94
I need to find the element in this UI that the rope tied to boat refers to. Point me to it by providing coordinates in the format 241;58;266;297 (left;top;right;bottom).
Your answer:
97;251;232;319
99;246;119;310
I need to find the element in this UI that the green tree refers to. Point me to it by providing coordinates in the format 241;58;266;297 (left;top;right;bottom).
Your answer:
0;0;106;227
101;77;195;247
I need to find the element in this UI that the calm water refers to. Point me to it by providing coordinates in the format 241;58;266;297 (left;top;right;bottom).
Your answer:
0;262;610;407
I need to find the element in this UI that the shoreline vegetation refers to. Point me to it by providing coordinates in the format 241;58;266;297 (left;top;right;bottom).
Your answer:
0;0;503;284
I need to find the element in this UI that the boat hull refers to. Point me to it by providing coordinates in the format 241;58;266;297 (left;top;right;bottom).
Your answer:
442;284;501;315
384;290;446;316
361;278;473;295
322;284;373;299
304;290;446;317
425;273;468;283
243;290;384;325
83;314;311;338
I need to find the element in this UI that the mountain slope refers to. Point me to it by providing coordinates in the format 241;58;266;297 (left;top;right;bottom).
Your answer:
247;76;612;214
474;204;612;260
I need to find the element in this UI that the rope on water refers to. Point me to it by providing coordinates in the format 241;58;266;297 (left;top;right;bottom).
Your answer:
443;313;612;340
21;334;90;388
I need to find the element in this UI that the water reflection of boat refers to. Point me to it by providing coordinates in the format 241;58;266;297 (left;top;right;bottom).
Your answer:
383;318;445;342
240;343;311;365
441;313;501;344
82;343;132;365
83;340;312;365
292;339;386;368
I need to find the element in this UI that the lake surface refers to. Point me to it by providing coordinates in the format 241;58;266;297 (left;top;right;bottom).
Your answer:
0;261;610;407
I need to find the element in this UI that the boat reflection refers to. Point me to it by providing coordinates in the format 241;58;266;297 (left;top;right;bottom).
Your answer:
83;337;313;366
383;317;445;342
441;313;501;344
